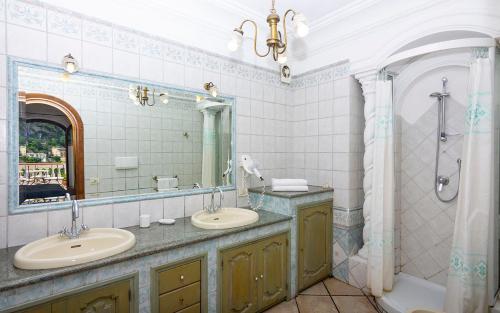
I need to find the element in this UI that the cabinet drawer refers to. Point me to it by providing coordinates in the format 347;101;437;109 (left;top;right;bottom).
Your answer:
176;303;201;313
159;260;200;294
159;282;201;313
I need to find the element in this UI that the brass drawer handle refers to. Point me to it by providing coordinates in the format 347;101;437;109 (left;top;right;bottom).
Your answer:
180;275;184;281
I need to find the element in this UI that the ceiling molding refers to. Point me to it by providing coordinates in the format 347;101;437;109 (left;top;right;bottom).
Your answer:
309;0;383;31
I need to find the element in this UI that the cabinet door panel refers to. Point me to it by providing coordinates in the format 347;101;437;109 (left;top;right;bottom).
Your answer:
298;203;332;291
67;280;130;313
258;234;287;309
15;304;51;313
221;244;258;313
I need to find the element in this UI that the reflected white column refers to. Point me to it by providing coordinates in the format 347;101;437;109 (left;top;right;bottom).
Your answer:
200;109;217;187
355;70;378;260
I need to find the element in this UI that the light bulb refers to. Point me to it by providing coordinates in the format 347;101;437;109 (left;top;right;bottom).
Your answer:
210;86;218;98
277;51;288;64
293;13;309;38
65;62;76;73
227;29;243;52
159;93;169;104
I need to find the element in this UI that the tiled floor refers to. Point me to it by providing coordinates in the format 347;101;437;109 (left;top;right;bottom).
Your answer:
264;278;381;313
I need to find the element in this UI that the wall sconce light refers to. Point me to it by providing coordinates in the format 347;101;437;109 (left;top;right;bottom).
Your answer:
128;85;156;106
203;82;218;98
159;92;169;104
62;53;79;74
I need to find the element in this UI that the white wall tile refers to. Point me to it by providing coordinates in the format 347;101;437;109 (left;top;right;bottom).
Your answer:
47;34;82;65
140;199;163;222
8;212;47;246
184;194;203;217
113;201;140;228
47;209;74;235
82;42;112;73
0;216;6;248
140;56;163;82
7;24;46;60
113;49;139;78
163;196;184;219
83;204;113;228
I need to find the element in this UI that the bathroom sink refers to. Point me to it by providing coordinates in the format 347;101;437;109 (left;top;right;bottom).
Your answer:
14;228;136;270
191;208;259;230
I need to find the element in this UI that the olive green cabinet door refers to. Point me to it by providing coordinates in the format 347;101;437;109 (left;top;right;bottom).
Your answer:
221;244;259;313
257;234;287;310
298;203;332;291
66;279;131;313
15;304;52;313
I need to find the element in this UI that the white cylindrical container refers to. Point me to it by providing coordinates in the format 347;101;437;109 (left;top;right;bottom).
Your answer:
139;214;150;228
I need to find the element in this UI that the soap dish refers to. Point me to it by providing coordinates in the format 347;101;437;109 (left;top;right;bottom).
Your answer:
159;218;176;225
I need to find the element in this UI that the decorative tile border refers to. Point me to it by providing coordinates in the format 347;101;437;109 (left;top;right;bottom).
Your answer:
333;207;364;227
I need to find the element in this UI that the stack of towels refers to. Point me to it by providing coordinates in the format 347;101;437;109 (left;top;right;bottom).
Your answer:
271;179;309;192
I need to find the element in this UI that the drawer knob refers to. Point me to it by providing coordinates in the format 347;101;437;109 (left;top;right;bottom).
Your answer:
179;296;184;304
260;274;264;278
180;275;184;281
255;277;259;281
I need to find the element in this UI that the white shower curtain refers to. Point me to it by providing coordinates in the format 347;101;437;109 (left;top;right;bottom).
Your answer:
445;49;493;313
367;76;395;297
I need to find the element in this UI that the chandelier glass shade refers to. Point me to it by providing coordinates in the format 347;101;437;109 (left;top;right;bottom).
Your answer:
227;0;309;63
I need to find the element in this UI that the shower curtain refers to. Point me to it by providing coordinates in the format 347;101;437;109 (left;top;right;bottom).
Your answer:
445;48;494;313
367;75;395;297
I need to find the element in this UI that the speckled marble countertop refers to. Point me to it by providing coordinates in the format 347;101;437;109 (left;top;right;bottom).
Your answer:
0;210;291;292
248;185;334;199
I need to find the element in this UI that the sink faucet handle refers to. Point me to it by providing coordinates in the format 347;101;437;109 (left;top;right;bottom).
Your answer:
65;193;71;201
81;224;89;231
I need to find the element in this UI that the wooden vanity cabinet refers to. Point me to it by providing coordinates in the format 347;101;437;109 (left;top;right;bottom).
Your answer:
220;232;288;313
297;201;333;291
151;256;207;313
8;276;135;313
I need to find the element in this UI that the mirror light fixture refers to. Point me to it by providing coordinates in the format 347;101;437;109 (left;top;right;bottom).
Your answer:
128;85;156;106
62;53;79;73
203;82;218;98
227;0;309;63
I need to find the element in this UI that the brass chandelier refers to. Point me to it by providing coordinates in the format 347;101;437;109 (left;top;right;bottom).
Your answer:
227;0;309;64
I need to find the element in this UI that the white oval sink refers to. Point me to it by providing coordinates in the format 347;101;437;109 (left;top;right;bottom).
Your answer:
14;228;136;270
191;208;259;230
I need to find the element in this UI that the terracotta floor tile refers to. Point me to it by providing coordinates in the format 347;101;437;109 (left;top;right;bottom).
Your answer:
324;278;364;296
296;295;339;313
263;299;299;313
333;296;379;313
300;282;329;295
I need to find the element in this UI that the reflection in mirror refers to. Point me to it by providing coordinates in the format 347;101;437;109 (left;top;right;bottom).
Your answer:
15;64;233;206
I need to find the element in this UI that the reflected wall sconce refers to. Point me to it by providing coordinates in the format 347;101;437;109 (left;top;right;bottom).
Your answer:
227;0;309;64
129;85;155;106
62;53;79;73
203;82;218;98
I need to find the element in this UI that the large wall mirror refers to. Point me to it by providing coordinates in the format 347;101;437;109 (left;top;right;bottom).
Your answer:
9;60;235;213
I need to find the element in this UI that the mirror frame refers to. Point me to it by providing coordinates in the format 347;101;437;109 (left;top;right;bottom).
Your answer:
7;58;237;214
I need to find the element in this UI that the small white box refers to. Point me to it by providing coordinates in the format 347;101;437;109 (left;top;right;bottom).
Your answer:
114;156;138;170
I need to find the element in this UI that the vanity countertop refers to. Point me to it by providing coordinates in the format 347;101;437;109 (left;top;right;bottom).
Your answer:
248;185;334;199
0;210;291;292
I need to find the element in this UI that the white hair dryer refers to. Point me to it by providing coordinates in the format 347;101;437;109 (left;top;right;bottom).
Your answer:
240;155;264;181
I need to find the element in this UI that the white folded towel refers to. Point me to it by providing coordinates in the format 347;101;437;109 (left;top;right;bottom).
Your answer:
271;185;309;192
271;178;308;187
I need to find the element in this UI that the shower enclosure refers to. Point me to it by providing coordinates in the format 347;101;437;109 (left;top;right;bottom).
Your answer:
356;37;499;313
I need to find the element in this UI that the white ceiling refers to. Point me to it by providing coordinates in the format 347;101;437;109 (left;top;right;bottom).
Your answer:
230;0;356;22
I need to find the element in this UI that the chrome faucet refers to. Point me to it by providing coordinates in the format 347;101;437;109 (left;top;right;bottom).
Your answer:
204;187;224;213
59;193;89;239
